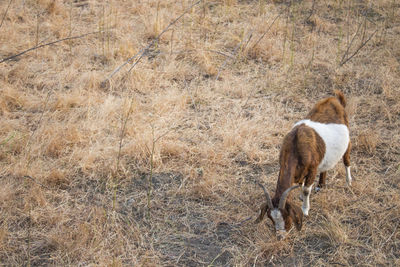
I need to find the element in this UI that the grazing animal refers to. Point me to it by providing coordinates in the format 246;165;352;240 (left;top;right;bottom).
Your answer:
255;91;352;239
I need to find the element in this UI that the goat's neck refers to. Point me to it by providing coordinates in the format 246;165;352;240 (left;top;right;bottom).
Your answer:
273;156;297;204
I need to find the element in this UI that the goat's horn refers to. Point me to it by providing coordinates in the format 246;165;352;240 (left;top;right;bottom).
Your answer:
278;185;300;210
257;182;273;209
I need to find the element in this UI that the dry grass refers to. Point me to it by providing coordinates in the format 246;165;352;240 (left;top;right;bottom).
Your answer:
1;0;400;266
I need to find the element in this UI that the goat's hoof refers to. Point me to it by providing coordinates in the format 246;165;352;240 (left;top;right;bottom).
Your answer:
315;186;321;193
299;194;303;201
302;208;309;216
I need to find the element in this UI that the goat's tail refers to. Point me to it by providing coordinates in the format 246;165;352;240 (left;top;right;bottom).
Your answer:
334;90;346;107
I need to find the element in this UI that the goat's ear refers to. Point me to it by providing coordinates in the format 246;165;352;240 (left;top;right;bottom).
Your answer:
288;204;303;231
255;203;269;224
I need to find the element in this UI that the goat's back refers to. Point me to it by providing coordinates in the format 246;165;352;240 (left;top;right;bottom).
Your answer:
306;91;348;125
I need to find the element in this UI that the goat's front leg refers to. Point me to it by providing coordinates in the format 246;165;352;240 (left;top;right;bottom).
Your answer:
343;142;352;186
302;168;317;216
315;172;326;192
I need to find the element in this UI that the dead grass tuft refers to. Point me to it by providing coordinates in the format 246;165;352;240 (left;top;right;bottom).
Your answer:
357;130;379;155
45;169;68;187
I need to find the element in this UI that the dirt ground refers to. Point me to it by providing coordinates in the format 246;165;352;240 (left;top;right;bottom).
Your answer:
1;0;399;266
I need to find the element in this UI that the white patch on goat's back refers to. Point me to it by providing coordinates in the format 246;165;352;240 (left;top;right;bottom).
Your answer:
271;209;285;231
294;120;349;173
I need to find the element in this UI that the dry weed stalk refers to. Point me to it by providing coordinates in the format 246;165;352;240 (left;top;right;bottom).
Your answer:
24;92;51;167
339;12;379;67
35;12;40;56
0;30;105;63
339;28;378;66
289;5;296;69
0;0;13;30
112;98;135;211
102;0;203;85
146;126;173;219
303;0;316;25
215;30;253;81
251;7;286;51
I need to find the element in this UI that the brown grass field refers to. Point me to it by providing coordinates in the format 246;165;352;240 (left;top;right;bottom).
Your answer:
1;0;400;266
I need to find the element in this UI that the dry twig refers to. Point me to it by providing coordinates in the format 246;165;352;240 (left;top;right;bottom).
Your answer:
251;7;287;50
339;28;378;66
113;98;135;210
0;30;104;63
215;30;253;81
23;175;50;190
0;0;13;30
339;11;379;67
102;0;203;85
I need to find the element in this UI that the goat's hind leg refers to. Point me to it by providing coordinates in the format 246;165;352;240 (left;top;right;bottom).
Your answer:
343;142;352;186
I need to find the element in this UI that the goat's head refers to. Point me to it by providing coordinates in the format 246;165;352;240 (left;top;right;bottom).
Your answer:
255;184;303;240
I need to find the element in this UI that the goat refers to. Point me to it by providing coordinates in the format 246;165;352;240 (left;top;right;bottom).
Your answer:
255;90;352;240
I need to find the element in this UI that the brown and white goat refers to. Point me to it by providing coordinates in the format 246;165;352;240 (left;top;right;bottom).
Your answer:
255;91;352;239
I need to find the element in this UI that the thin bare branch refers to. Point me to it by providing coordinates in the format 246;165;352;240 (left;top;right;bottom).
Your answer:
103;0;202;84
251;7;287;50
303;0;316;25
127;0;202;74
339;28;378;66
215;30;253;81
113;97;135;211
0;30;104;63
166;49;235;59
0;0;13;30
24;175;50;190
116;98;135;172
339;7;381;67
25;91;52;157
205;49;235;59
234;216;253;227
340;17;364;65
